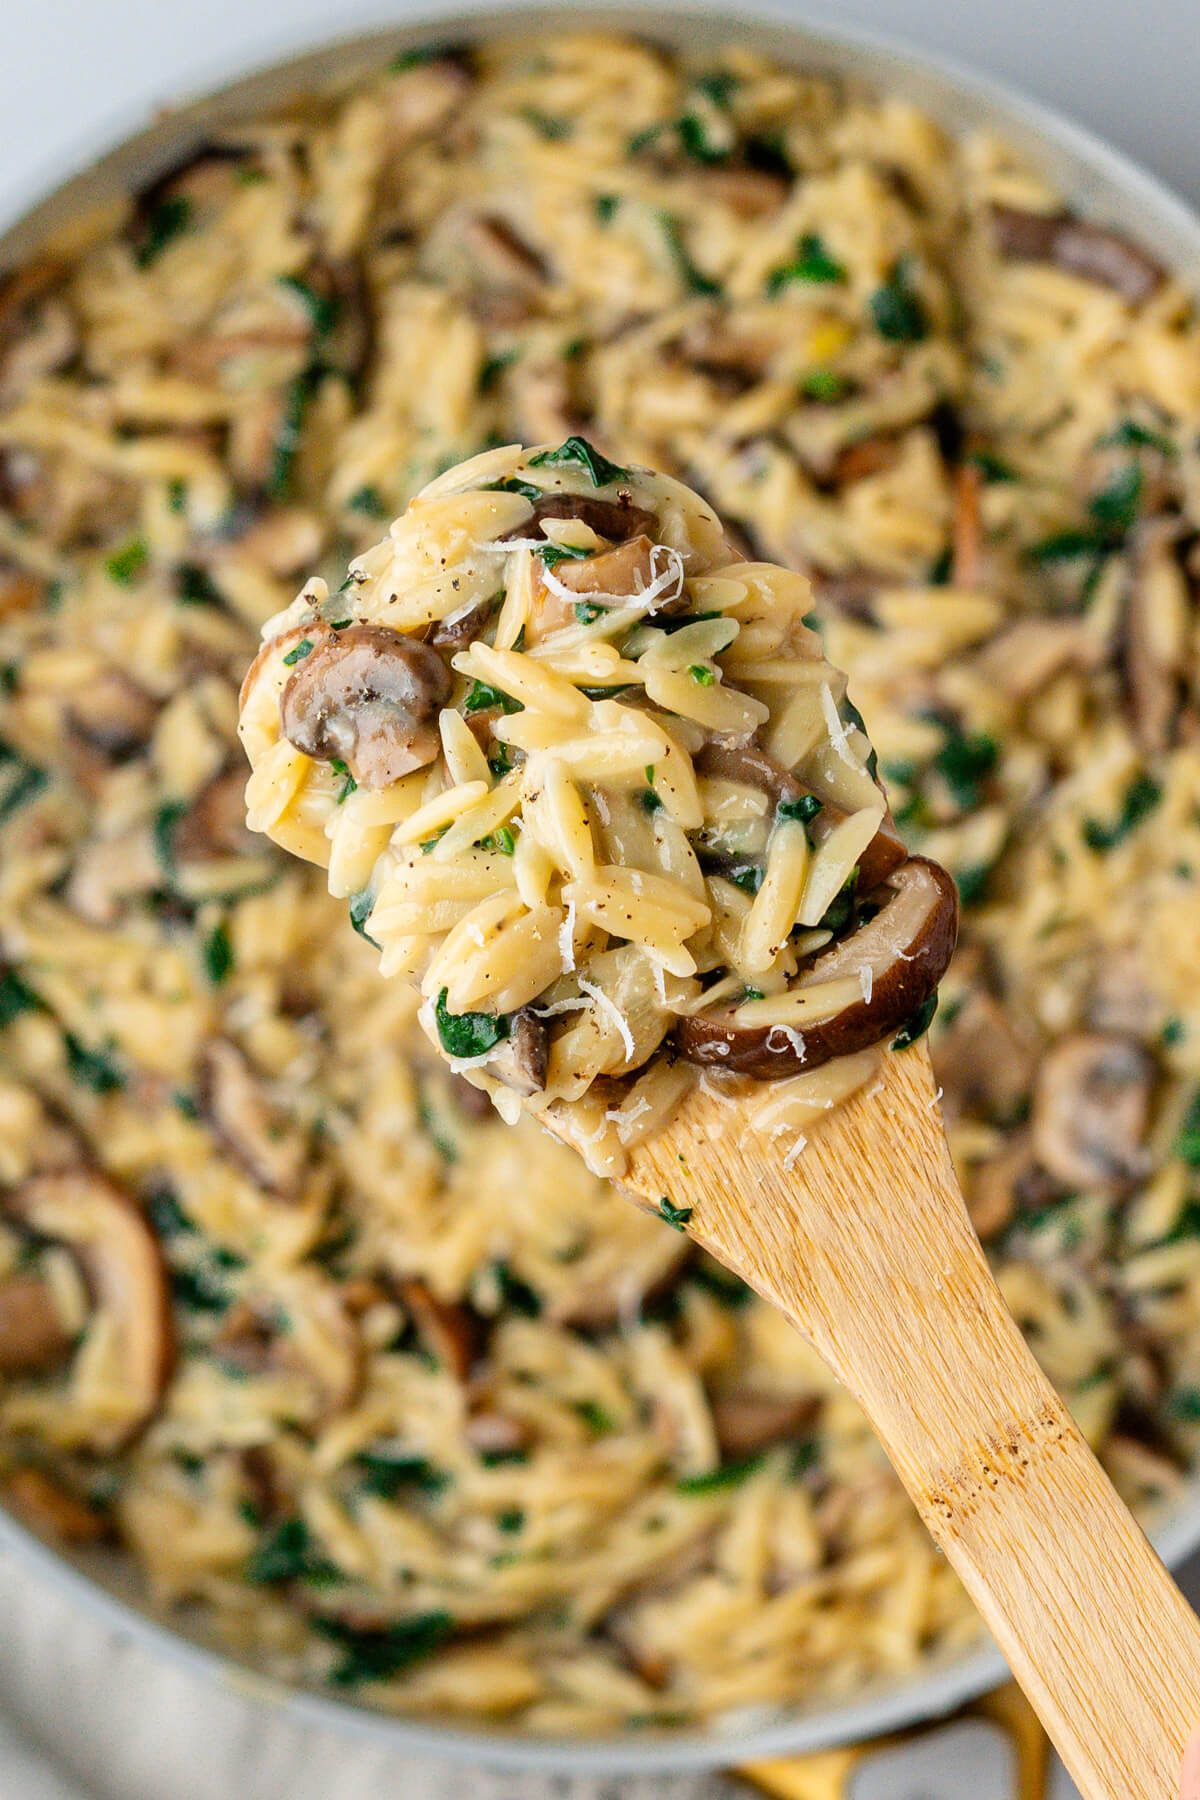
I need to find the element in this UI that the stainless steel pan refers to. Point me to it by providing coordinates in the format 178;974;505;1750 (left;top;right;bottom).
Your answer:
2;2;1199;1775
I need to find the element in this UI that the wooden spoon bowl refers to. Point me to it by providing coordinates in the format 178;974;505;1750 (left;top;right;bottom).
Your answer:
593;1042;1200;1800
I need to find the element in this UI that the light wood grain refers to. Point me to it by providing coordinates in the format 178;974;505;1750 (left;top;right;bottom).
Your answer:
615;1043;1200;1800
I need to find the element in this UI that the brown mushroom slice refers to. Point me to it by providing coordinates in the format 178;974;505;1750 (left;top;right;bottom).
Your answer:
975;616;1103;700
65;672;159;762
460;216;550;323
710;1389;818;1460
931;987;1034;1122
551;535;659;600
828;437;899;488
5;1467;111;1544
697;167;790;219
989;204;1163;305
430;595;497;652
521;493;659;544
951;460;982;587
200;1039;307;1200
1031;1033;1154;1192
463;1407;534;1458
279;623;451;789
174;769;264;864
6;1174;172;1446
0;1276;75;1375
479;1008;548;1097
398;1279;483;1382
676;856;958;1076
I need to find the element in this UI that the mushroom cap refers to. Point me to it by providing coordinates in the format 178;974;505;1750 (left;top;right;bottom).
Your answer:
6;1174;173;1448
279;623;451;790
676;856;958;1077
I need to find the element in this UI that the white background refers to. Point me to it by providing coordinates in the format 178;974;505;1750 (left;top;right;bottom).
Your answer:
0;3;1196;1797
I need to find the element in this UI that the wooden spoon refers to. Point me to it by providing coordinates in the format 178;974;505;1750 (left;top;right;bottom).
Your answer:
603;1040;1200;1800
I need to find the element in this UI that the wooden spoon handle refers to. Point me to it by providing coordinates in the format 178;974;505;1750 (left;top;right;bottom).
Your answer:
626;1047;1200;1800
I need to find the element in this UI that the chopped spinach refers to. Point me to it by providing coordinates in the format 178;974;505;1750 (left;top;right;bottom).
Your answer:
347;485;389;517
64;1033;125;1093
202;921;234;985
1088;463;1143;535
314;1610;455;1685
1167;1387;1200;1424
777;794;822;825
593;193;619;224
0;748;47;824
485;476;543;501
0;965;42;1027
497;1507;525;1534
521;106;571;141
573;1399;614;1436
869;259;927;343
434;989;508;1059
359;1452;450;1500
277;273;338;337
694;71;738;109
246;1516;343;1586
152;799;189;881
104;537;148;585
799;368;848;403
891;992;939;1051
676;1454;764;1494
464;679;522;715
176;563;224;607
330;758;357;803
659;213;722;297
1082;773;1162;851
638;787;663;814
136;196;193;267
539;545;592;576
145;1185;193;1239
1100;419;1176;458
931;720;998;812
657;1194;693;1232
347;887;381;949
766;232;847;293
493;1259;541;1317
268;368;319;502
282;637;314;666
676;114;729;166
954;862;994;908
968;449;1016;483
1177;1092;1200;1168
528;436;629;488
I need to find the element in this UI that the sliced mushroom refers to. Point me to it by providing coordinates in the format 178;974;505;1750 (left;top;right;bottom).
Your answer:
710;1389;818;1460
66;672;159;762
5;1467;110;1544
429;595;496;652
1031;1033;1154;1191
398;1278;482;1382
552;534;659;600
279;624;450;789
951;460;982;587
450;1071;495;1120
237;507;324;580
697;167;790;218
1087;949;1160;1039
519;493;659;544
932;987;1034;1122
989;205;1163;305
479;1008;549;1097
214;1280;362;1418
0;567;42;620
677;314;779;383
676;856;958;1076
5;1173;172;1447
0;1276;75;1375
0;261;77;395
174;768;270;864
200;1039;307;1200
828;437;899;488
965;1132;1062;1242
464;1407;534;1458
695;736;803;806
460;216;549;323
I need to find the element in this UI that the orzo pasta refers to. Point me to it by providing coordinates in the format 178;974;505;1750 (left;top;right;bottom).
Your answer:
0;28;1198;1736
238;440;958;1172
